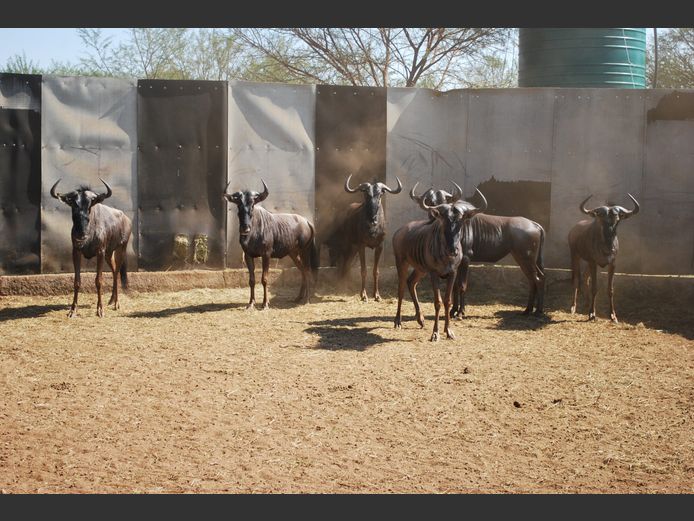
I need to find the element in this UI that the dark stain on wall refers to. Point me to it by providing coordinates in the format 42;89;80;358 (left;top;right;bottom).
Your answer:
474;177;552;232
647;91;694;124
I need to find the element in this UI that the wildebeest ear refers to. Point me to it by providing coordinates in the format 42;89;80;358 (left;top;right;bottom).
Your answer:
224;191;242;203
429;207;441;220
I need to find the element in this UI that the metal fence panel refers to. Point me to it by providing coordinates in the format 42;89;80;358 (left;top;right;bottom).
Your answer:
314;84;387;263
0;73;41;111
0;107;41;274
137;80;227;270
548;89;646;272
386;87;468;247
226;81;315;268
40;75;138;273
641;90;694;274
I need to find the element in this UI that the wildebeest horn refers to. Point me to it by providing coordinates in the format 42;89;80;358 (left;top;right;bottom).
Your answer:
410;182;427;209
50;178;63;200
379;176;403;194
94;178;113;204
449;180;463;203
579;195;596;215
471;188;488;214
254;179;269;202
620;193;640;218
345;173;370;193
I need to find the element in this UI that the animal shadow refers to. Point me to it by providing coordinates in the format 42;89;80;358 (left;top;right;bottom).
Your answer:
0;304;67;322
305;315;395;351
492;309;558;331
128;302;243;319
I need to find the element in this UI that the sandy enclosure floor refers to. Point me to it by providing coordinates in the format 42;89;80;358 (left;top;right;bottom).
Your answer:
0;281;692;493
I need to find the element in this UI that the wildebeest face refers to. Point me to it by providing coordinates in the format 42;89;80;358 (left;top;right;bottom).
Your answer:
344;174;402;226
50;178;112;241
580;194;640;240
223;179;270;237
430;204;476;258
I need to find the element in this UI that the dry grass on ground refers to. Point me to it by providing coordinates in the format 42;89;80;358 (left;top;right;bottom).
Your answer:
0;281;691;493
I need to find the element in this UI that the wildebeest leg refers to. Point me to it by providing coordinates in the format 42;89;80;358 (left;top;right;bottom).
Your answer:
407;269;426;328
95;251;105;318
260;255;270;310
513;252;537;316
110;245;126;310
430;273;442;342
607;262;617;323
443;273;455;339
588;261;598;321
68;248;82;318
373;245;382;302
245;253;256;310
534;262;546;316
394;259;410;329
570;252;581;314
290;252;309;304
106;251;117;308
359;247;368;302
451;259;469;319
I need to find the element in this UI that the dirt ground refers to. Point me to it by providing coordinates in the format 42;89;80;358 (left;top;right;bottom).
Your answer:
0;277;692;493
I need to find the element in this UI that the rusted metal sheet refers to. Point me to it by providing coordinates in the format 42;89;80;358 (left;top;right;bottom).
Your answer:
226;81;315;268
40;75;138;273
315;84;387;264
137;80;227;270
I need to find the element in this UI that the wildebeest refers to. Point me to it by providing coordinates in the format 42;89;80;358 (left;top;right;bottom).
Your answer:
49;178;132;318
568;193;640;323
392;182;486;342
323;174;403;302
223;179;318;309
413;184;546;317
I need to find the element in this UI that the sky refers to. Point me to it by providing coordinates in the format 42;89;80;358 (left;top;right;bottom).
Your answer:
0;28;129;68
0;27;660;71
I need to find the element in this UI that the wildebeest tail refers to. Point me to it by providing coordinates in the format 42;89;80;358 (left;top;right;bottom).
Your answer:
309;236;319;281
120;256;129;290
536;224;545;276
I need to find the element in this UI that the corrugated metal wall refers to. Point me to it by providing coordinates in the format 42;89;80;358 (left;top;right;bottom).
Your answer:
0;75;692;276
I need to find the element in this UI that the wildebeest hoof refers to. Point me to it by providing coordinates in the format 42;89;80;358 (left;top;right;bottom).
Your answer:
360;293;368;302
261;303;270;311
430;332;440;342
394;319;402;329
446;329;455;340
67;308;77;318
570;305;577;314
112;302;120;310
588;313;596;321
610;315;618;324
245;303;256;311
96;307;104;318
416;314;425;328
374;294;381;302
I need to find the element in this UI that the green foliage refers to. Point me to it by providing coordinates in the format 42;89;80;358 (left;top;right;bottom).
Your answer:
647;28;694;88
2;27;520;90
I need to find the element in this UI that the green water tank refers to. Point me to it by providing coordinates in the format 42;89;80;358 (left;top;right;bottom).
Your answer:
518;28;647;88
